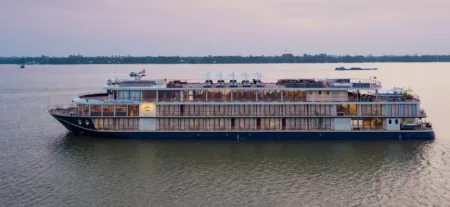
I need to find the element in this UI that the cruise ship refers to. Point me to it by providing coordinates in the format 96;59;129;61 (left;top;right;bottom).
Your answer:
49;70;434;140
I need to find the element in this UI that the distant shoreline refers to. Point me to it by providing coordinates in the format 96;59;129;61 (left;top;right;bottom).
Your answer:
2;54;450;64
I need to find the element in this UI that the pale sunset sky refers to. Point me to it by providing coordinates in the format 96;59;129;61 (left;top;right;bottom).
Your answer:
0;0;449;56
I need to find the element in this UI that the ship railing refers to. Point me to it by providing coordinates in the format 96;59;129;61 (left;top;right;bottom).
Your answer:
106;79;164;87
179;97;419;103
154;113;429;117
180;97;421;102
283;128;335;131
98;125;140;131
375;97;419;102
156;113;385;117
408;93;420;101
49;104;76;109
165;78;382;89
105;79;125;86
351;126;385;131
154;127;340;131
420;109;427;117
421;122;433;130
368;94;421;102
49;104;77;116
75;96;420;104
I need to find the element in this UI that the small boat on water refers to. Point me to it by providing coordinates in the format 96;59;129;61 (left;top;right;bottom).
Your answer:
20;64;25;69
336;67;377;71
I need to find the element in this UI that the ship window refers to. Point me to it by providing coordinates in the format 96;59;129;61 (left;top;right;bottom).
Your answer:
90;105;102;116
318;91;322;95
103;105;114;116
85;120;90;125
388;119;392;124
395;119;399;125
78;119;82;125
327;91;330;95
128;105;139;116
115;105;127;116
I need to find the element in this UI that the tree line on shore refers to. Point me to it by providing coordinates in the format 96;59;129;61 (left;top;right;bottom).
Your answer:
1;54;450;64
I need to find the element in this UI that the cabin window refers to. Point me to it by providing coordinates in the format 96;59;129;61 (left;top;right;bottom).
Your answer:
128;105;139;116
90;105;102;116
77;105;83;116
130;90;142;101
282;90;306;102
85;120;90;125
388;119;392;124
118;91;124;100
185;90;206;102
326;91;330;95
103;105;114;116
159;90;182;102
206;90;228;102
117;90;130;100
81;105;89;116
318;91;322;95
115;105;127;116
78;119;82;125
142;90;157;102
257;90;280;102
395;119;399;125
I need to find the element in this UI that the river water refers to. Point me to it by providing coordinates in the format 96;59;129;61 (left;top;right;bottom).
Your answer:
0;63;449;206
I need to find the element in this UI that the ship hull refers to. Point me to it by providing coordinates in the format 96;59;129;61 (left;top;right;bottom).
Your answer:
52;115;435;140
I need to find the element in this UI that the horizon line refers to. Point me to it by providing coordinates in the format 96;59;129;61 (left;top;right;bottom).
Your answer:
2;53;450;58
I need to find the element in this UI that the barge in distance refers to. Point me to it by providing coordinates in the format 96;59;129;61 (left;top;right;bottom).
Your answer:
336;67;378;71
49;70;434;140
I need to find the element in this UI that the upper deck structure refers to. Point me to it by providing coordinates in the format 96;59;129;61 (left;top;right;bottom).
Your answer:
104;77;382;90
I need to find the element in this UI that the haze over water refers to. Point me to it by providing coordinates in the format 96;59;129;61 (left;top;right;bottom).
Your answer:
0;63;449;206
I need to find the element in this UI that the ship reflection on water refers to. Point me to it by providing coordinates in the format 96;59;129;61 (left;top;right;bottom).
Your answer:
57;132;433;176
51;133;436;205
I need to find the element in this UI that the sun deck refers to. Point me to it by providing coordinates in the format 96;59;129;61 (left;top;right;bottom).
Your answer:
105;78;382;90
175;78;381;89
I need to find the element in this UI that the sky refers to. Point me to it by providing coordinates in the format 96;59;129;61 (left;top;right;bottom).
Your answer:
0;0;449;56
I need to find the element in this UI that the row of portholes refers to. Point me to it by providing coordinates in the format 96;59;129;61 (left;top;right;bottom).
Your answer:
388;119;399;125
78;119;90;126
310;91;331;95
